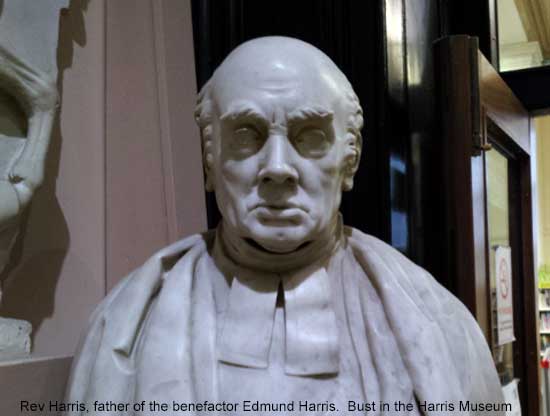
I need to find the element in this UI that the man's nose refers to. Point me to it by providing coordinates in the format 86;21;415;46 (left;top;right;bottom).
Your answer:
258;134;299;185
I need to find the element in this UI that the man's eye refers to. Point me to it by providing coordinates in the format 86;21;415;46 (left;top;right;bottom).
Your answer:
293;128;330;157
232;126;261;149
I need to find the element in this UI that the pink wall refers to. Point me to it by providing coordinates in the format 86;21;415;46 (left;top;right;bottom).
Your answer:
105;0;206;290
0;0;205;358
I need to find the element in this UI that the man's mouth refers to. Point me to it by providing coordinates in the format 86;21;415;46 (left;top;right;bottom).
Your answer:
248;202;308;225
255;207;303;224
251;202;308;212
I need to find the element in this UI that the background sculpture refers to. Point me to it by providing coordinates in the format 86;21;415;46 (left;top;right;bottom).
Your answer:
0;0;66;359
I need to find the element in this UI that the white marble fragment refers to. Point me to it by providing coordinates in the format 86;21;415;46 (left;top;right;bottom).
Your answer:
0;0;67;359
0;317;31;359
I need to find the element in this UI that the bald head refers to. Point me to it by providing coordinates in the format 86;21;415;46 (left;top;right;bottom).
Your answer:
210;37;354;101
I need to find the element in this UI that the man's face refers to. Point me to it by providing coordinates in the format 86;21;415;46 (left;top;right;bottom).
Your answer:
210;64;351;253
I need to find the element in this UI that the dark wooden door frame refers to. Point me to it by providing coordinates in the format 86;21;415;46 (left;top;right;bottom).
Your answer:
435;34;538;416
435;35;487;327
479;43;538;416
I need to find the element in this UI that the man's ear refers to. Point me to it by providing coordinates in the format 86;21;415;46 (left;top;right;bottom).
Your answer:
202;125;215;192
342;132;362;191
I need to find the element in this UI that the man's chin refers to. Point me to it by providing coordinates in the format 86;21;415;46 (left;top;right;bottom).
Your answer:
246;233;309;254
236;219;318;253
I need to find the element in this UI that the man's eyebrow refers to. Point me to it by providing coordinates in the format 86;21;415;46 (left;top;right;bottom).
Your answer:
220;104;267;123
287;106;334;124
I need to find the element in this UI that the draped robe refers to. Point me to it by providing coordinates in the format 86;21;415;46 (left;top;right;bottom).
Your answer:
64;227;505;415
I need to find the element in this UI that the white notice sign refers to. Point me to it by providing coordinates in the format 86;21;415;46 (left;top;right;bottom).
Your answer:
495;246;515;345
501;379;521;416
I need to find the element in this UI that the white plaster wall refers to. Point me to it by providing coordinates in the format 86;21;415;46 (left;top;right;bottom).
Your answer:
498;0;528;45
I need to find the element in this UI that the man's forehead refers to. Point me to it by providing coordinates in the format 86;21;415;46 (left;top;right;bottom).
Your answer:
213;67;333;95
245;59;301;91
211;49;344;101
209;39;351;123
219;100;334;124
212;75;340;118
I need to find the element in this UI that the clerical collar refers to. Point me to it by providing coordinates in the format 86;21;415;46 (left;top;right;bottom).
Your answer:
213;217;343;376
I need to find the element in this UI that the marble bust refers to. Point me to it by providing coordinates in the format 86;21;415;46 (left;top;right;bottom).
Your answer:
65;37;504;415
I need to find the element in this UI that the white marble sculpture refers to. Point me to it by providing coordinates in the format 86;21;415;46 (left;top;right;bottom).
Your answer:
65;37;505;415
0;0;67;359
